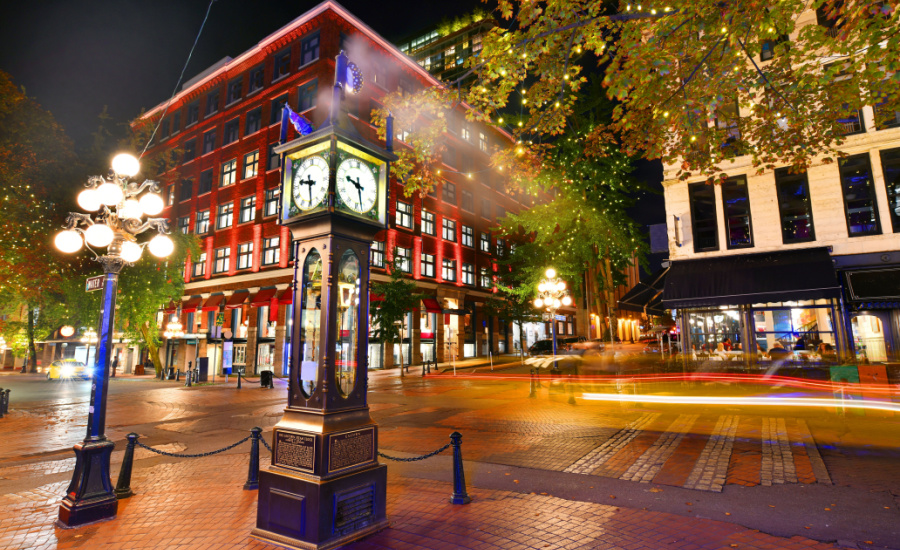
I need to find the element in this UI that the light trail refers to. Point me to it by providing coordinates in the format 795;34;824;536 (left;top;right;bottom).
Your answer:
581;392;900;413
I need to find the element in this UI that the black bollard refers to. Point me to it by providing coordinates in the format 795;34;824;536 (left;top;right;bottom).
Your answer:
0;387;4;418
115;433;138;499
449;431;471;504
422;363;426;377
244;427;262;490
427;359;431;374
529;369;537;398
237;371;242;389
567;374;576;405
2;388;8;415
175;369;180;382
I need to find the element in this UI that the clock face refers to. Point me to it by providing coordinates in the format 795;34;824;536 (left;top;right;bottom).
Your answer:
292;155;329;211
336;157;377;214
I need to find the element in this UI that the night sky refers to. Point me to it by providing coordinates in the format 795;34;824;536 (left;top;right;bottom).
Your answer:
0;0;664;246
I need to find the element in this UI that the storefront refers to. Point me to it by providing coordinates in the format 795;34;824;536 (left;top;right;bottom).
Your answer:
836;254;900;362
664;247;849;361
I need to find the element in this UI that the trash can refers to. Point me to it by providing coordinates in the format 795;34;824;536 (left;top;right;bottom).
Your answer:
166;367;175;380
197;357;209;382
260;370;273;388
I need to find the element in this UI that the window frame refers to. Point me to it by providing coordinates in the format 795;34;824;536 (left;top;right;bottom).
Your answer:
721;175;754;249
273;48;291;81
461;225;474;247
217;202;234;230
192;252;207;277
202;128;217;155
223;117;240;145
462;263;475;285
239;195;256;224
243;150;259;180
370;241;385;268
774;167;817;244
396;201;413;229
422;210;436;235
442;218;457;241
442;258;457;282
236;242;253;270
226;77;243;105
879;147;900;233
688;182;720;252
198;168;213;195
300;32;320;66
264;187;280;217
262;236;280;266
838;153;882;237
420;253;435;277
245;107;262;136
195;210;210;234
214;246;230;273
396;247;412;273
221;159;237;187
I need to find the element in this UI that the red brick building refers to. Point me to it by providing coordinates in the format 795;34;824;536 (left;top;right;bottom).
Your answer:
136;1;578;375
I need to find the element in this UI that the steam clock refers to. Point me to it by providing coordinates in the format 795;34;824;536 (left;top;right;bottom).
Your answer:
253;52;395;549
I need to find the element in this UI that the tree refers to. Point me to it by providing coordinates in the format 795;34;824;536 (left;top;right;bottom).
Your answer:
376;1;900;188
370;253;425;376
482;253;542;362
0;70;81;371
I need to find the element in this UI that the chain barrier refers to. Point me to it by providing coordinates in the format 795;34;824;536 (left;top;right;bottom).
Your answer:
260;435;272;453
377;442;451;462
133;435;251;458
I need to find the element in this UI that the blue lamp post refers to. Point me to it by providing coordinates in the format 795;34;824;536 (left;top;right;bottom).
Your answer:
54;153;173;527
534;268;572;358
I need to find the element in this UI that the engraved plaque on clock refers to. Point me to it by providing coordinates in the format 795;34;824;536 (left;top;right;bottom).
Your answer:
274;430;317;473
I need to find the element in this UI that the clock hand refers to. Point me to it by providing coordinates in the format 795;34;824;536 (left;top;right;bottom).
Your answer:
301;176;315;204
346;175;363;208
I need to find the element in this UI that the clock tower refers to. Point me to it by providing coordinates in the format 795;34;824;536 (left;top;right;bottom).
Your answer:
253;51;395;550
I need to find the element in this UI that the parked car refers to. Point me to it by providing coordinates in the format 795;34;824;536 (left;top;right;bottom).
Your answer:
642;334;680;354
46;359;93;380
527;336;586;356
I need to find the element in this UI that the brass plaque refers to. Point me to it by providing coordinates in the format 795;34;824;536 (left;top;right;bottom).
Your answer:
328;428;374;473
274;430;316;473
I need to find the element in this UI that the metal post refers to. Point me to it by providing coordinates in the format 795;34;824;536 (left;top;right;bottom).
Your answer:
244;427;261;490
59;259;124;526
0;387;5;418
175;369;180;382
114;433;138;499
529;369;537;398
4;388;9;415
422;362;426;377
449;432;470;505
237;371;242;389
567;374;576;405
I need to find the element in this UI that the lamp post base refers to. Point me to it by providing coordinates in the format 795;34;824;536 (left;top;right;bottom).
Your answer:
58;438;117;527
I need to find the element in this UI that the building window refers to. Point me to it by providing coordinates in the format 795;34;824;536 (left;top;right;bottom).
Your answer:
193;252;207;277
221;159;236;186
443;145;456;167
167;185;175;205
461;189;474;211
198;169;213;195
186;101;199;126
714;98;741;148
774;167;816;244
839;154;881;237
179;179;193;202
195;210;210;234
274;48;291;80
442;259;457;282
160;118;170;139
721;176;753;249
479;267;491;288
879;148;900;232
371;241;385;268
263;236;280;265
264;187;280;217
202;129;216;155
300;33;320;66
688;182;719;252
481;198;491;219
760;34;789;61
442;218;456;241
239;195;256;224
460;123;471;142
396;247;412;273
396;201;413;229
270;94;288;125
479;132;488;153
177;216;189;234
226;77;242;105
243;150;259;179
480;232;491;253
461;225;474;247
462;263;474;285
206;90;219;115
217;202;233;229
496;238;505;257
422;210;435;235
223;117;240;145
172;112;181;135
267;144;281;171
245;107;262;135
421;253;435;277
182;139;197;163
214;247;230;273
442;181;456;204
248;64;264;94
298;80;317;111
237;242;253;270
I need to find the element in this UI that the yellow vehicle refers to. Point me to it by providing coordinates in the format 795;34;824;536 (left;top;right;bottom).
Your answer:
46;359;93;380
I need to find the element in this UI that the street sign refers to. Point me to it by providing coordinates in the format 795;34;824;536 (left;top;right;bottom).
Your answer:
85;276;105;292
554;314;566;321
215;313;225;326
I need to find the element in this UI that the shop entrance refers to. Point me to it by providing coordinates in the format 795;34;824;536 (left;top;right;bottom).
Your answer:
851;313;891;362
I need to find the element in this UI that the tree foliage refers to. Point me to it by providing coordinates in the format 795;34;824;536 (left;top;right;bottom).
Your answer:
370;253;425;372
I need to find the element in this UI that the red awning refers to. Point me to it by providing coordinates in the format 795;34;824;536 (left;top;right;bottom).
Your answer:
422;297;442;313
164;300;177;314
251;287;278;307
277;288;293;304
181;296;203;313
370;292;384;302
200;294;225;312
225;291;249;309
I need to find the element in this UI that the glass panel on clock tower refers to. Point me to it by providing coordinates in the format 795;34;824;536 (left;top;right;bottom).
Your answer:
336;250;360;397
298;249;323;398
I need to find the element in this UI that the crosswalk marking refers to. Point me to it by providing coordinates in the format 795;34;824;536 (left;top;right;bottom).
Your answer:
563;413;660;474
684;415;738;491
795;419;832;485
761;417;797;485
620;414;699;483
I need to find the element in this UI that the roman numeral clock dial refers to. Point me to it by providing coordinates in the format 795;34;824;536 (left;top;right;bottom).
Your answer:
292;155;329;211
336;157;377;214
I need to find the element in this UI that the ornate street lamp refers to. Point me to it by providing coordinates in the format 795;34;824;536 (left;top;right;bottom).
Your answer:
54;153;172;527
163;315;184;339
533;268;572;357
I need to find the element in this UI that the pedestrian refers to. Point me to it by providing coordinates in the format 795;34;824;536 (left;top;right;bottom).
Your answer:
111;354;119;377
768;342;791;361
794;335;806;350
722;338;733;351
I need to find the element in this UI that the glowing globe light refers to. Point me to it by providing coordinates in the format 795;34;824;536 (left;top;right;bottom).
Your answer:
84;224;114;248
77;189;101;212
120;240;142;263
148;234;174;258
538;282;547;293
562;296;572;306
534;298;544;308
111;153;140;178
545;268;556;279
119;199;143;220
60;325;75;338
55;230;84;253
553;298;561;308
557;281;566;291
139;193;164;216
96;181;124;206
